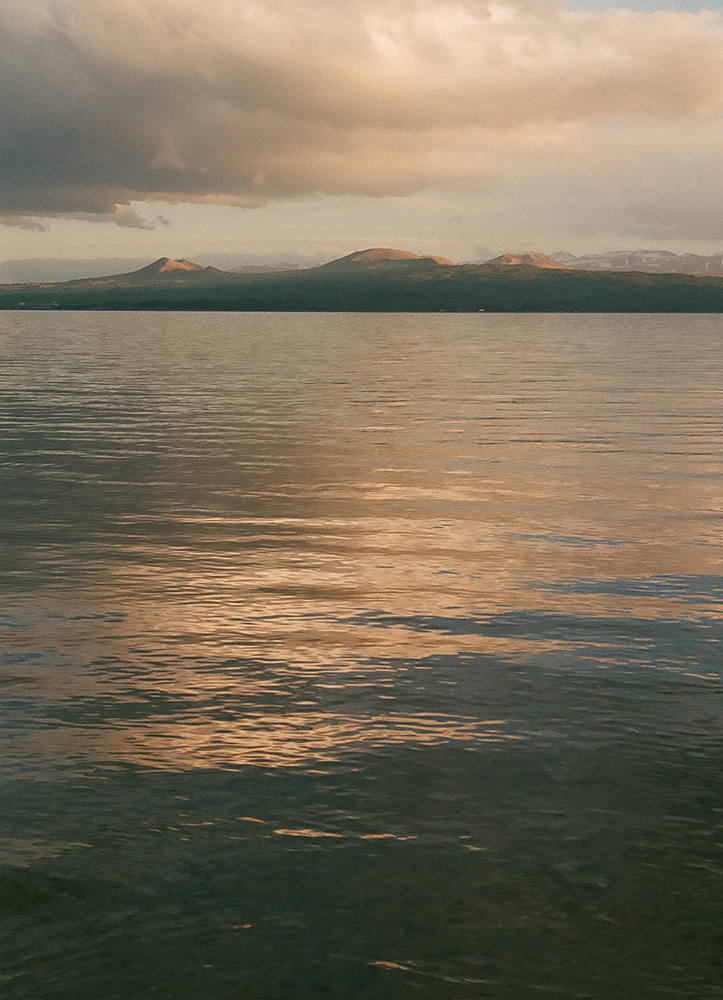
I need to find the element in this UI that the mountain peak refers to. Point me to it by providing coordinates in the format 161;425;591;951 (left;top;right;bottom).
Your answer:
323;248;455;268
485;252;568;270
149;257;204;273
129;257;206;278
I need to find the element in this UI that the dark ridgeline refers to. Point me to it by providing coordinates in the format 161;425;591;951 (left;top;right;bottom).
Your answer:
4;248;723;311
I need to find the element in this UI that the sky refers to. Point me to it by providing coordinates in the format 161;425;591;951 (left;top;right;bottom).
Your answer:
1;0;722;267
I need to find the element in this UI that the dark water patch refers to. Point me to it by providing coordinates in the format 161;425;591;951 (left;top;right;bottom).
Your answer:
0;869;93;913
540;572;723;605
348;609;723;674
508;532;628;547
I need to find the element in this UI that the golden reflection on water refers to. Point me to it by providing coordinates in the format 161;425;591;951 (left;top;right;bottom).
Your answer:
1;312;722;775
26;711;520;773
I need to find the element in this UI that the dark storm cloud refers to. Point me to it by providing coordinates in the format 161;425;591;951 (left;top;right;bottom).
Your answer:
1;0;722;227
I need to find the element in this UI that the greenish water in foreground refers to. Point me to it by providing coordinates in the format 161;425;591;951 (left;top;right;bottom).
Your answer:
1;312;722;999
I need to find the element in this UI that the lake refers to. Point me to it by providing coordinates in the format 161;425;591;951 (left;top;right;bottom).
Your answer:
1;312;722;999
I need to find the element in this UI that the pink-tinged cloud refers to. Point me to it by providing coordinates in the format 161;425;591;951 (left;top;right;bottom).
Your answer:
1;0;722;230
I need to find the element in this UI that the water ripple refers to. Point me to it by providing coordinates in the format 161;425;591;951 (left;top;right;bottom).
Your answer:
1;312;722;999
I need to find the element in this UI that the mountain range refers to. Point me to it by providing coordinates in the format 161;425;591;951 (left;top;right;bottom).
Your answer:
551;249;723;276
5;247;723;285
0;253;321;284
5;246;723;285
3;247;723;312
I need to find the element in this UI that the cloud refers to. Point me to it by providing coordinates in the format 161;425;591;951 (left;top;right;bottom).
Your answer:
0;0;722;230
0;216;49;232
0;206;172;232
65;206;173;229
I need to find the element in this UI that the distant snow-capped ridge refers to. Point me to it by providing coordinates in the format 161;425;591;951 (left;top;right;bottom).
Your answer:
551;250;723;276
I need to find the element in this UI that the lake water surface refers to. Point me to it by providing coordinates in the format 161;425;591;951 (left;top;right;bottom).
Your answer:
1;312;722;999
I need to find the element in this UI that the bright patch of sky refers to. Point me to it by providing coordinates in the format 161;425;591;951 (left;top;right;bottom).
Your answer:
562;0;708;13
568;0;710;8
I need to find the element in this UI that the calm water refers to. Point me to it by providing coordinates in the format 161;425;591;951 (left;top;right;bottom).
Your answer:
1;312;722;999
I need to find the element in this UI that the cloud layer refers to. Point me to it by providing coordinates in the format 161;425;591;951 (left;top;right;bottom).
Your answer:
1;0;722;230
